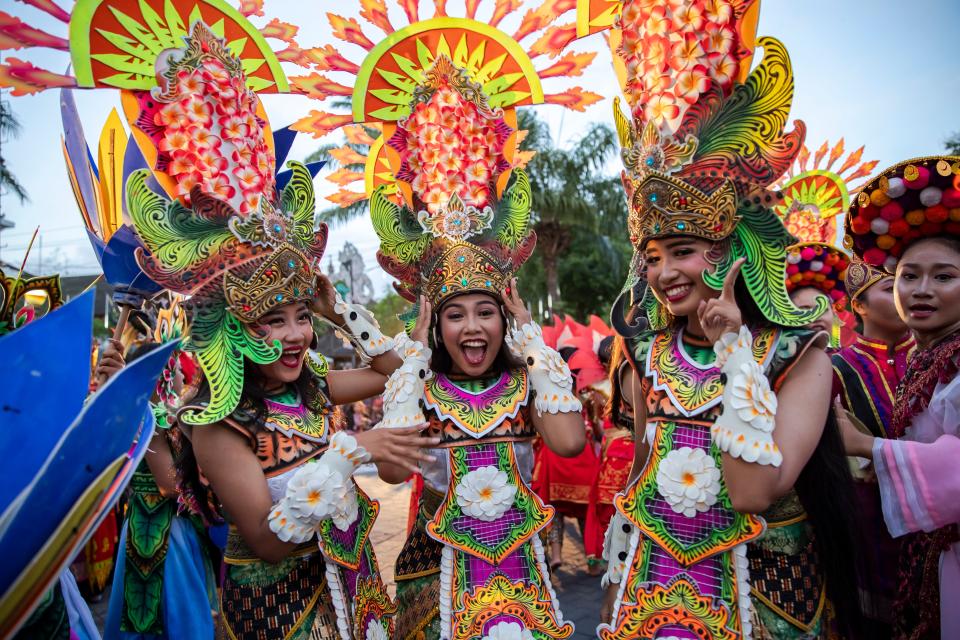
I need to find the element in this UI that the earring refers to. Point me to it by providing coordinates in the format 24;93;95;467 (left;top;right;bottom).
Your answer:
310;331;319;351
431;326;442;347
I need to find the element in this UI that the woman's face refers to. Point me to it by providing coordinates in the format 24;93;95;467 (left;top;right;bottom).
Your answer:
895;238;960;346
855;277;907;336
643;237;719;320
252;302;313;385
789;286;836;335
438;293;504;377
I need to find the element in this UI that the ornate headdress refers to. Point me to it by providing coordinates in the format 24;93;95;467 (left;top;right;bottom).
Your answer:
844;260;888;303
844;156;960;272
773;139;877;312
569;0;827;330
0;267;63;336
285;1;602;309
2;1;330;425
542;314;613;393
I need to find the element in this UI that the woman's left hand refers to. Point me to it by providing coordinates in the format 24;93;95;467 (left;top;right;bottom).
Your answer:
698;258;745;344
834;396;876;459
501;277;532;327
309;273;342;324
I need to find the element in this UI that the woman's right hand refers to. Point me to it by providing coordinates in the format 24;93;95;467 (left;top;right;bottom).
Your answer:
95;338;125;384
355;425;440;475
410;295;432;346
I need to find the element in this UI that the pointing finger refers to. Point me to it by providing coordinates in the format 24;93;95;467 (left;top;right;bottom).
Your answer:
721;258;746;301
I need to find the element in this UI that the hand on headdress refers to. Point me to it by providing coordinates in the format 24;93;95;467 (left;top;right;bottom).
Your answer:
411;295;432;347
502;278;532;327
698;259;745;344
309;273;339;323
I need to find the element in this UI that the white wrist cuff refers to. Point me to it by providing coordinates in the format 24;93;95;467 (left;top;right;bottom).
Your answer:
333;292;394;356
267;432;369;541
712;326;782;467
507;322;582;415
601;511;632;589
375;336;431;429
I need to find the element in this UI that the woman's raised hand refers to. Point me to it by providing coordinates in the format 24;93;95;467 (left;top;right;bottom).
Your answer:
501;277;532;327
697;258;745;343
355;425;440;475
309;273;341;323
411;295;432;346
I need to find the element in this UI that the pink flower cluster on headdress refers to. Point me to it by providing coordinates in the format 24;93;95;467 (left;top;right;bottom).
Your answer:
395;84;510;214
618;0;740;132
156;57;275;214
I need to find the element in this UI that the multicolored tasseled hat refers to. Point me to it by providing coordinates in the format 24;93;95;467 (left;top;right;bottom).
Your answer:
844;156;960;272
784;243;850;311
286;0;603;309
566;0;826;330
2;1;331;425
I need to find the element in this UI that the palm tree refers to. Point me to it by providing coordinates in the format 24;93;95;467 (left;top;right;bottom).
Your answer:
521;111;624;305
307;110;626;308
0;101;29;203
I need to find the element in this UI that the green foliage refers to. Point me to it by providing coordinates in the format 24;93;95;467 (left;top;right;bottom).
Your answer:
368;292;409;337
0;102;28;203
946;131;960;156
517;231;632;321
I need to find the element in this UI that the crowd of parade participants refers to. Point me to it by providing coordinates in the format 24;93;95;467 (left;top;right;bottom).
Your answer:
2;0;958;638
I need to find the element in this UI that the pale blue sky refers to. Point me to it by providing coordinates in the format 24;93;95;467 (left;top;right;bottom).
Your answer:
1;0;957;294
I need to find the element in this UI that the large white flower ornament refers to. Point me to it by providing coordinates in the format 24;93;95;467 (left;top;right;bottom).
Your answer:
455;466;517;521
482;620;534;640
656;447;722;518
365;618;389;640
729;360;778;433
286;463;358;531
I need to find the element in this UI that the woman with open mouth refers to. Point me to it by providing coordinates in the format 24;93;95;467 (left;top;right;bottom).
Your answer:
840;155;960;640
365;71;587;640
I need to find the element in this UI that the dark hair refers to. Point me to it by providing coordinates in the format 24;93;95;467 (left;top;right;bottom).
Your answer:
124;340;160;362
793;408;866;637
905;234;960;258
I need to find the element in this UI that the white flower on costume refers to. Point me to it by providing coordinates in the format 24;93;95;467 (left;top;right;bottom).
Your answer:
541;348;574;386
365;618;389;640
382;362;420;408
729;360;777;433
656;447;722;518
455;466;517;521
285;462;359;531
481;620;534;640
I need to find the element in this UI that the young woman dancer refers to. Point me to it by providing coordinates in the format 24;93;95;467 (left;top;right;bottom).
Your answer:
360;53;589;640
585;1;862;637
841;155;960;640
118;19;435;638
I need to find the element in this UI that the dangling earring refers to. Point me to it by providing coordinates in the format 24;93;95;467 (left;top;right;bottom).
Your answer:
432;326;442;347
310;331;319;351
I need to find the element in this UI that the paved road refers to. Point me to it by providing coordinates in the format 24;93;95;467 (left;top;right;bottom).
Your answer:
91;471;607;637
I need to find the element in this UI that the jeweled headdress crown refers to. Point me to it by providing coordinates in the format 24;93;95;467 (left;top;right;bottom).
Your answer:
569;0;827;330
1;2;328;425
284;1;604;310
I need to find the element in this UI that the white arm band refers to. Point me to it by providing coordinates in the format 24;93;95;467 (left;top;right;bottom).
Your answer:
374;334;431;429
506;322;582;415
332;292;394;357
601;511;632;589
712;326;782;467
268;432;371;542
